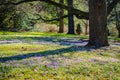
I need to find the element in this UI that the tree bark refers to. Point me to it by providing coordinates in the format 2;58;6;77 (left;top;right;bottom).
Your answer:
88;0;109;47
67;0;75;34
58;0;64;33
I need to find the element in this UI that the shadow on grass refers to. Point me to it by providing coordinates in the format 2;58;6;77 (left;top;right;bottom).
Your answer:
0;46;92;63
0;36;88;46
113;43;120;46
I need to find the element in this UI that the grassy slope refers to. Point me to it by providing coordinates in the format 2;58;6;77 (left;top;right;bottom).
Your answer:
0;31;119;41
0;32;120;80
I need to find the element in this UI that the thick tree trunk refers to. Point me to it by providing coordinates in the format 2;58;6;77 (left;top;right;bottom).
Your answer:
87;0;109;47
67;0;75;34
58;0;64;33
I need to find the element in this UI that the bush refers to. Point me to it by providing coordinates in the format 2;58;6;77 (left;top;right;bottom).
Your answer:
13;12;33;31
33;23;68;33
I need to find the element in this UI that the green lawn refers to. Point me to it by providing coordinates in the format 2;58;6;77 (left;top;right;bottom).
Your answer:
0;32;120;80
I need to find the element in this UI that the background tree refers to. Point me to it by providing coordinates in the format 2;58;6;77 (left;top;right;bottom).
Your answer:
67;0;75;34
76;24;82;35
114;4;120;38
107;2;120;37
0;2;15;31
58;0;64;33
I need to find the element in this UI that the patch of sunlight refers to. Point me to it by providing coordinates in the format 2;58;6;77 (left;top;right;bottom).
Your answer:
0;43;67;57
0;31;86;38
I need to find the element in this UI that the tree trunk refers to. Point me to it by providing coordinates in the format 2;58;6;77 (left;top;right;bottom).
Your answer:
118;29;120;38
88;0;109;47
58;0;64;33
85;24;88;35
116;23;120;38
82;20;88;35
67;0;75;34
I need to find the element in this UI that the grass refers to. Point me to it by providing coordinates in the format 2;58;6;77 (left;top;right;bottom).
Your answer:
0;31;87;37
0;31;120;80
0;31;119;42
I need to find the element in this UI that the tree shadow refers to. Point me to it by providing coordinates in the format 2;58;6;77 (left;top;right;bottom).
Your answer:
0;45;92;63
113;43;120;46
0;36;88;46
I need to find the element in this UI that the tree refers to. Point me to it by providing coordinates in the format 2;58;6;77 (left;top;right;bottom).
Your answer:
115;6;120;38
58;0;64;33
13;12;33;31
88;0;109;47
76;24;82;35
107;2;120;38
82;20;88;35
67;0;75;34
0;2;15;31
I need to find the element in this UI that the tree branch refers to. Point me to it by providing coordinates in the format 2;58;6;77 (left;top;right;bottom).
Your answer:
1;0;89;19
1;0;120;20
107;0;120;16
31;14;68;22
